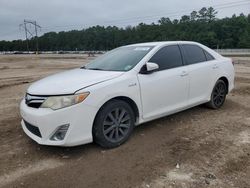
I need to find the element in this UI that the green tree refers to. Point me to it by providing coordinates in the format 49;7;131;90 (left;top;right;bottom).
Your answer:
207;7;218;22
0;8;249;51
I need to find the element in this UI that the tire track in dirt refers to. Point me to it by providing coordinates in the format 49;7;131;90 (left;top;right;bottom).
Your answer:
0;159;64;187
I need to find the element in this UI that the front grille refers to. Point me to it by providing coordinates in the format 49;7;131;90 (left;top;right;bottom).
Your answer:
24;120;42;138
25;94;47;108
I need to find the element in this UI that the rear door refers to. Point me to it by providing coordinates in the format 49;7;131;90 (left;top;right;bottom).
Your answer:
138;45;189;120
180;44;215;105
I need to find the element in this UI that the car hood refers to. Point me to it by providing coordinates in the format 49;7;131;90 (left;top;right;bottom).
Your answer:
27;68;124;95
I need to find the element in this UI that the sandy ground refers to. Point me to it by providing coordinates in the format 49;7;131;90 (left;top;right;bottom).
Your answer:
0;54;249;188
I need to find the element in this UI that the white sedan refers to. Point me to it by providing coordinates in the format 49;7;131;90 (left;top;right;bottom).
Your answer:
20;41;234;148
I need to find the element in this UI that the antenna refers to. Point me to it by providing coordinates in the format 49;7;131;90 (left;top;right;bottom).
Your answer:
19;20;41;54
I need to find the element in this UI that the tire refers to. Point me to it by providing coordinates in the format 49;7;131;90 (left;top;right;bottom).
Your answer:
206;80;227;109
93;99;135;148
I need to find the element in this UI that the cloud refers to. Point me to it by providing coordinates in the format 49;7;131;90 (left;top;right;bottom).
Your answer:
0;0;249;40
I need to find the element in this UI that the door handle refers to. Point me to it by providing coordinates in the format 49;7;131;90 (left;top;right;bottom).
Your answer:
180;71;188;77
212;64;218;69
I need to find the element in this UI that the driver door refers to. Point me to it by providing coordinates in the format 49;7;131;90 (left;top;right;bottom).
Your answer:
137;45;189;120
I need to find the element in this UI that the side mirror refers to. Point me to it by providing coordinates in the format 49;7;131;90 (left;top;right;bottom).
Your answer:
146;62;159;72
140;62;159;74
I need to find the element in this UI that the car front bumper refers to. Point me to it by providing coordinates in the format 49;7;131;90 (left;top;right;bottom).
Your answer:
20;99;98;146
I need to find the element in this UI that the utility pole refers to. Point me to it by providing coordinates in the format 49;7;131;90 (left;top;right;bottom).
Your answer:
24;21;29;51
19;20;41;54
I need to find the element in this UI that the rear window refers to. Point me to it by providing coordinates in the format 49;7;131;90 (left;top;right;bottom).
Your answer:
181;44;207;65
203;50;215;61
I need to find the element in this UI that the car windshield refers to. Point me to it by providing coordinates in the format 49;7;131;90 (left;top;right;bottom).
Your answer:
84;46;154;71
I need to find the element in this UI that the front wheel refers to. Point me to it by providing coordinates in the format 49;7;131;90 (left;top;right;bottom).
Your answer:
93;100;135;148
206;80;227;109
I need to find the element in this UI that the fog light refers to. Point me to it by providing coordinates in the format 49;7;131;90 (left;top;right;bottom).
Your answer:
50;124;69;141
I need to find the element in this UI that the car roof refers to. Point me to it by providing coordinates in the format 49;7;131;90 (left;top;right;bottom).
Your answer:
126;41;201;47
125;41;222;59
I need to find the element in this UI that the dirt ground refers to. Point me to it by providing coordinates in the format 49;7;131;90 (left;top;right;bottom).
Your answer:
0;54;249;188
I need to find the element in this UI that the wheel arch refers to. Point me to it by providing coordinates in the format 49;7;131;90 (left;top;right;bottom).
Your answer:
110;96;140;121
92;96;140;133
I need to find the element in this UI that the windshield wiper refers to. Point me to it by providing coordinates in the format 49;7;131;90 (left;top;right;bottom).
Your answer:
80;66;106;71
80;66;86;69
87;68;105;71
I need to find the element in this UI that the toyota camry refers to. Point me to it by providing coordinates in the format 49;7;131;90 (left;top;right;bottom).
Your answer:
20;41;234;148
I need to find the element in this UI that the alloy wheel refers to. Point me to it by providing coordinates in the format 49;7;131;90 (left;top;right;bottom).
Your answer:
212;82;226;107
103;107;131;143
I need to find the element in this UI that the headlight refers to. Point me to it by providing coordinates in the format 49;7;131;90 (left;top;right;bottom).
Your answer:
40;92;89;110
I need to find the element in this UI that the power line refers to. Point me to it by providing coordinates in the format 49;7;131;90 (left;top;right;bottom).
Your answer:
101;1;250;26
42;0;250;30
87;0;250;26
86;1;250;26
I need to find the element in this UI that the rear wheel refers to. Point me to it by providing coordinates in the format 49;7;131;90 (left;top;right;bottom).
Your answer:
93;100;135;148
206;80;227;109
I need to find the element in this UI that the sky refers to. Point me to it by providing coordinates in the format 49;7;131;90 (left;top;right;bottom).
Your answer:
0;0;249;41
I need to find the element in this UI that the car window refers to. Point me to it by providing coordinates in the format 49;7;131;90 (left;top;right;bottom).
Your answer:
203;50;215;61
85;46;154;72
149;45;183;71
181;44;207;65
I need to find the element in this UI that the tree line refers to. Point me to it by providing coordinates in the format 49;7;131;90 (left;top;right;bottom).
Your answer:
0;7;250;51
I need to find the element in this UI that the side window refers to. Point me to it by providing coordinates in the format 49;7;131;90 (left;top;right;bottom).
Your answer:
203;50;215;61
181;44;207;65
149;45;183;71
